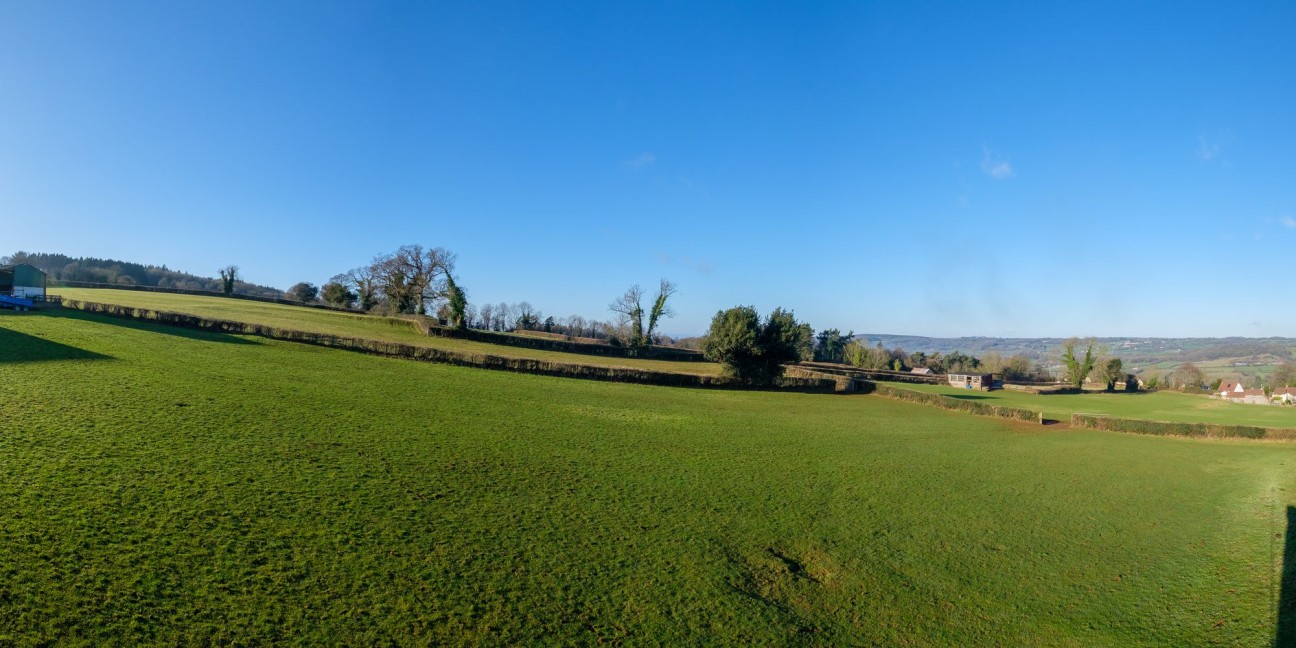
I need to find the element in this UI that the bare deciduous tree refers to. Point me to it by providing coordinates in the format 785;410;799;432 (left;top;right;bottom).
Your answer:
1170;362;1205;391
609;279;677;349
345;265;380;311
609;284;645;347
1275;361;1296;388
367;245;457;315
218;266;239;295
646;279;677;345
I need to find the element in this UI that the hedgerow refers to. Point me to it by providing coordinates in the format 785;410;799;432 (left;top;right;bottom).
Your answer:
866;383;1043;423
59;300;833;392
1069;413;1296;440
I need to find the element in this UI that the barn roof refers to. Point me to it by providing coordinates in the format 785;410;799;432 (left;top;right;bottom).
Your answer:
0;263;44;274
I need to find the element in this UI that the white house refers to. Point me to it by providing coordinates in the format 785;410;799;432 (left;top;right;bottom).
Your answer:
1218;380;1245;398
1273;387;1296;404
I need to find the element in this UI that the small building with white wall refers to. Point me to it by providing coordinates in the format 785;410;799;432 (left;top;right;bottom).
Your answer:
0;263;46;299
948;372;996;391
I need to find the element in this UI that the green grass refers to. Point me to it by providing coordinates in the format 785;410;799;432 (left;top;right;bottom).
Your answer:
54;287;721;376
888;381;1296;428
3;309;1296;644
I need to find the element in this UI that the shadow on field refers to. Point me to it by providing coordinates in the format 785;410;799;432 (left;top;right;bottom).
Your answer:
1278;506;1296;647
945;394;993;401
0;326;113;364
47;309;259;345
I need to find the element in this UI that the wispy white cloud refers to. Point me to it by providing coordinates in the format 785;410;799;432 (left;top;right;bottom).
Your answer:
624;152;656;169
657;252;714;275
980;146;1013;179
682;256;713;275
1281;215;1296;229
1196;136;1220;161
1196;130;1233;163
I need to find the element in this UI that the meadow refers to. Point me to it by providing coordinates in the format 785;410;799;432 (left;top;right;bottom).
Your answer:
888;380;1296;428
53;287;721;377
3;308;1296;645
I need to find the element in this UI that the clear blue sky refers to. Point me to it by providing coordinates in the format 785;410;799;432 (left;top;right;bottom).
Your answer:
3;1;1294;337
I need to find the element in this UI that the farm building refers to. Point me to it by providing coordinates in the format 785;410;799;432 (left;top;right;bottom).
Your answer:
910;367;933;375
1218;380;1244;398
1226;389;1270;405
1273;387;1296;404
0;263;46;299
948;372;997;391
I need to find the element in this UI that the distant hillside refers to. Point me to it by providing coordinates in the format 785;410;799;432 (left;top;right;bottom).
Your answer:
858;334;1296;367
2;251;283;299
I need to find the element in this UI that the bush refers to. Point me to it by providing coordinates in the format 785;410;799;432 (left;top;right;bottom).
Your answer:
1070;413;1296;440
702;306;810;385
867;383;1042;423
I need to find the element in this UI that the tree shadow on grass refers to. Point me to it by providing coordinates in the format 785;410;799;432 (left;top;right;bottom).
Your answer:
46;309;260;345
1277;506;1296;647
0;325;113;364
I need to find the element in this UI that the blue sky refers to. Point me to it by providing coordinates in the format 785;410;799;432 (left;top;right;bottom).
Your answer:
3;1;1294;337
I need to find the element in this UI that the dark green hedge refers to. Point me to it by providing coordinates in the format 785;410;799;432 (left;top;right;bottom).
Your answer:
52;280;361;312
867;383;1042;423
794;362;942;385
1070;413;1296;440
60;300;834;393
411;318;704;362
782;366;857;393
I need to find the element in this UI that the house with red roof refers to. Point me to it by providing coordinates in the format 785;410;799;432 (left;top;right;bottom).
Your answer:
1218;380;1244;398
1226;388;1270;405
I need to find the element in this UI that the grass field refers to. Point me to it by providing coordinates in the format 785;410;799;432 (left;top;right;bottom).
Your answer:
886;381;1296;428
53;287;721;377
1139;357;1281;386
4;308;1296;645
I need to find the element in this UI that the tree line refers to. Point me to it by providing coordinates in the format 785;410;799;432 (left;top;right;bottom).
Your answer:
3;251;282;299
276;245;686;349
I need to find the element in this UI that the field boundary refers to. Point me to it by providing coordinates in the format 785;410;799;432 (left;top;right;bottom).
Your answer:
861;381;1044;424
407;317;705;362
59;300;836;393
1070;413;1296;441
782;366;858;393
793;362;943;385
52;280;359;312
57;284;705;362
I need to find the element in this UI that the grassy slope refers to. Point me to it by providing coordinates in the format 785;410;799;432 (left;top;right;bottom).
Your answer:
1140;358;1279;385
888;381;1296;428
3;309;1295;645
54;287;720;377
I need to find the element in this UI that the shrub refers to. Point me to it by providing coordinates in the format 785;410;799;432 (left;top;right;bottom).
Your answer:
1070;413;1296;441
867;383;1042;423
702;306;810;385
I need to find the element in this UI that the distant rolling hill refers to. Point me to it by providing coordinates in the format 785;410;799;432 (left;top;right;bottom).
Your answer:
857;333;1296;378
